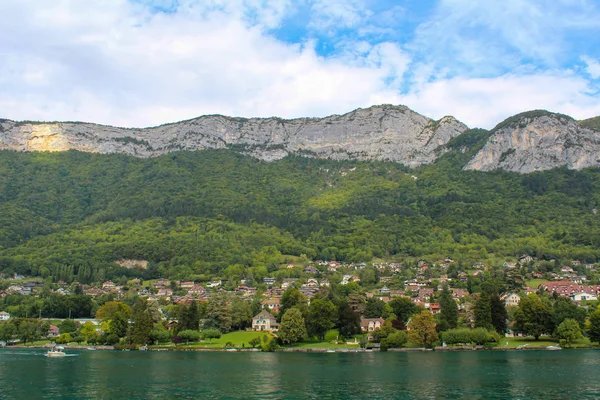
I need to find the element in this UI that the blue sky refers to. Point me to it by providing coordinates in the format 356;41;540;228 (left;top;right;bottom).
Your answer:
1;0;600;129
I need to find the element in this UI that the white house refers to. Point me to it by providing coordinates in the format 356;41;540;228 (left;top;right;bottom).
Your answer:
0;311;10;321
571;292;598;302
503;293;521;307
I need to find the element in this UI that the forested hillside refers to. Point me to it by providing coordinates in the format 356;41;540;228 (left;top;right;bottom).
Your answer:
2;140;600;283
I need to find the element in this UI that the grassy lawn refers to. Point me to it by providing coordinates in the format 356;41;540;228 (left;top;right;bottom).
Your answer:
501;335;591;348
158;331;266;349
526;279;546;289
288;330;361;349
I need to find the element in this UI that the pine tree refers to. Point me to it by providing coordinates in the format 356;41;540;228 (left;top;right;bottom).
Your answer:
474;292;492;330
437;284;458;332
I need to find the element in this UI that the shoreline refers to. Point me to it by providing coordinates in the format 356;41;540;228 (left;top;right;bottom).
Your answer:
4;344;598;353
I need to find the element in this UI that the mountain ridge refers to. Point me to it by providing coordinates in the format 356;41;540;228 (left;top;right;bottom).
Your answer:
2;105;600;173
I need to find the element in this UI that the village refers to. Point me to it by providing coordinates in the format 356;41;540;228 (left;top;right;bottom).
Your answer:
1;253;599;351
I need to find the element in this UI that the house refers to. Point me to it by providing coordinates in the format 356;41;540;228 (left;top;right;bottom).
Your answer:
263;277;276;286
571;292;598;302
503;293;521;307
320;279;330;287
102;281;116;289
379;286;391;295
519;254;533;263
360;318;385;332
84;287;106;297
157;289;173;298
153;278;170;289
304;265;318;274
0;311;10;321
262;297;281;312
252;310;279;331
48;325;60;337
305;278;319;287
286;264;295;269
180;281;195;289
206;280;222;288
561;266;574;273
281;278;298;290
428;303;441;314
188;285;206;295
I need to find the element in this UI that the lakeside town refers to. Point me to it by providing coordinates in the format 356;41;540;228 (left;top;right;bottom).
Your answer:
1;255;600;351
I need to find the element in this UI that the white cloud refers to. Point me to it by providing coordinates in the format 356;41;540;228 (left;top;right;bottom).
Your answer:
401;72;600;128
413;0;600;71
0;0;599;130
0;0;404;127
582;56;600;79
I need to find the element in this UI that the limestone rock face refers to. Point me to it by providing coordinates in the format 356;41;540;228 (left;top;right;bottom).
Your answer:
464;113;600;173
0;105;468;166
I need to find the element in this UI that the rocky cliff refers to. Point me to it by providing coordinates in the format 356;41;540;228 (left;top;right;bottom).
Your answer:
2;106;600;173
0;105;467;167
464;111;600;173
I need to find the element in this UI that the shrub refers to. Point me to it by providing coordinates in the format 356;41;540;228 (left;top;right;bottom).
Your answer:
380;331;408;351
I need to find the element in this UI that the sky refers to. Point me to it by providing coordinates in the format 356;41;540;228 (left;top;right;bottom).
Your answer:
1;0;600;129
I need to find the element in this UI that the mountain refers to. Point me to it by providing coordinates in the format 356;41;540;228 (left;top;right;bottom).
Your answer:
465;111;600;173
2;106;600;174
0;105;467;168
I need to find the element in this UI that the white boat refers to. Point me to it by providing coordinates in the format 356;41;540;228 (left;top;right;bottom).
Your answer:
46;345;67;358
546;345;562;351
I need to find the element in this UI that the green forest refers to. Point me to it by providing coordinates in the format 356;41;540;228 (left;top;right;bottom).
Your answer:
2;130;600;283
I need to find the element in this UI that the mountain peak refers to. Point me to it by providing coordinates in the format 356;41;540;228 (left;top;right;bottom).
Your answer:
465;111;600;173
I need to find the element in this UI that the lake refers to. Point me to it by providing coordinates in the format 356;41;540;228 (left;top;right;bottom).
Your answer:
1;349;599;399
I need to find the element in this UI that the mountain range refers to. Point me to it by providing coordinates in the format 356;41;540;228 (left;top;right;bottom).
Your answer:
2;105;599;173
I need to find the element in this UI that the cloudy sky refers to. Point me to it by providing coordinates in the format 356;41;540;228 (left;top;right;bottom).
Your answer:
1;0;600;129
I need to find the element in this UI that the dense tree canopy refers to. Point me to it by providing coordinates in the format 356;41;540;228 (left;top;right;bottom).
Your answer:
3;148;600;283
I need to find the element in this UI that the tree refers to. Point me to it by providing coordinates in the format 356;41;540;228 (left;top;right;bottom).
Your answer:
80;321;98;342
407;310;438;348
0;322;17;343
59;319;78;334
587;307;600;344
130;299;154;345
514;294;552;340
202;329;221;344
56;333;72;344
96;301;131;322
552;297;586;331
206;293;232;333
389;297;419;324
231;297;252;330
149;328;172;345
380;331;408;351
278;308;307;345
363;298;385;318
178;329;202;345
279;289;307;320
437;284;458;332
474;293;492;330
335;300;361;338
556;318;582;347
490;295;508;335
179;301;200;331
109;310;129;338
307;299;337;341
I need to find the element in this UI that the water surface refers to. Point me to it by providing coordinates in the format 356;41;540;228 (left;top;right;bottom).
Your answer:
1;349;599;399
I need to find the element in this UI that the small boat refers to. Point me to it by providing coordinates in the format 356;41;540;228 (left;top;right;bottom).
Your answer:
46;345;67;358
326;349;336;353
546;345;562;351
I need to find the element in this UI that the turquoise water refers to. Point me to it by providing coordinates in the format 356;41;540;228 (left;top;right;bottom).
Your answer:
1;349;600;399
